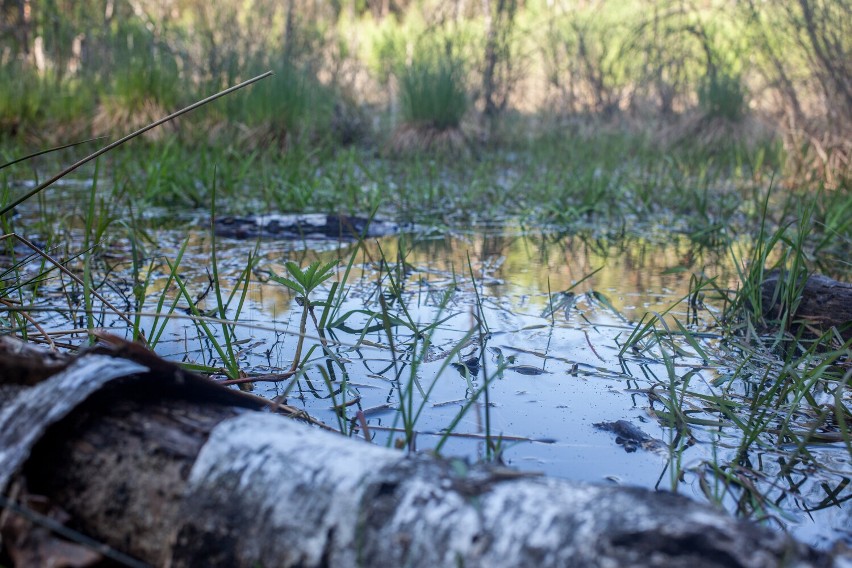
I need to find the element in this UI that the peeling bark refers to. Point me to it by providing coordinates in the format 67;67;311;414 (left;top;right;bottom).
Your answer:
0;338;843;567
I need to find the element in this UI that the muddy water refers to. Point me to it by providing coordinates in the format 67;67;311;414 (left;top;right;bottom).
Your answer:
7;200;850;549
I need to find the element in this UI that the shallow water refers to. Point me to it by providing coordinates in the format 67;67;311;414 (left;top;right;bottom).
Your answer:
7;200;851;549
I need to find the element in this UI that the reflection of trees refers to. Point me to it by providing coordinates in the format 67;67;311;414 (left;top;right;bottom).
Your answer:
355;229;734;314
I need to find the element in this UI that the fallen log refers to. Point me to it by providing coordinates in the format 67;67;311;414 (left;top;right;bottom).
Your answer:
213;213;402;240
0;337;841;567
760;271;852;340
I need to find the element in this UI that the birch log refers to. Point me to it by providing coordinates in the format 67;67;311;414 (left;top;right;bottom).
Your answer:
0;337;842;567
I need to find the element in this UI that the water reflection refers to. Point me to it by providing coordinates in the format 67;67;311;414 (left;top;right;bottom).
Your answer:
8;216;849;549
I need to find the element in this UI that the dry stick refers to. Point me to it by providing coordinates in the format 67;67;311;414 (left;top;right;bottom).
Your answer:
0;71;273;217
583;329;605;362
0;297;56;350
356;410;373;442
219;370;298;385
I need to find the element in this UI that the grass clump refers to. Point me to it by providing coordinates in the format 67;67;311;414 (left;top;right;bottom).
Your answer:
0;63;95;140
393;50;469;155
0;63;46;136
698;71;748;122
399;53;468;130
93;26;185;140
237;59;333;148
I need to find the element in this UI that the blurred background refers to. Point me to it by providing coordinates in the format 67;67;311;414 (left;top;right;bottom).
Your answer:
1;0;849;183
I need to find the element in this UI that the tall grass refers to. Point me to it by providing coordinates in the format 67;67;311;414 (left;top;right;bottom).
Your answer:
237;59;333;146
0;63;45;135
398;52;468;131
698;71;748;122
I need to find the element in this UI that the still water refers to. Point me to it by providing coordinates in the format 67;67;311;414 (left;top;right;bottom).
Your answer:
10;210;851;550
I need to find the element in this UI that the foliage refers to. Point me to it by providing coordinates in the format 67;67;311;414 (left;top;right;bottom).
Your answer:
0;0;847;181
270;260;339;299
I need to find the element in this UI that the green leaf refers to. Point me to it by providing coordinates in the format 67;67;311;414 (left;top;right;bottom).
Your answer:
673;318;709;361
269;273;305;295
285;261;309;288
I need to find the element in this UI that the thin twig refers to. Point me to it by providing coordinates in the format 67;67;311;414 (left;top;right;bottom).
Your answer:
356;410;373;442
0;297;56;350
0;136;107;171
219;370;298;385
583;329;605;362
1;233;137;332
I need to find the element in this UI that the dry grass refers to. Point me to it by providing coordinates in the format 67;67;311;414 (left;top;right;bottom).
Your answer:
389;124;470;157
93;98;177;142
654;111;776;153
781;121;851;189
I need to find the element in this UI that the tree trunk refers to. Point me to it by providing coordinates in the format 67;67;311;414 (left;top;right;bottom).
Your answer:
18;0;31;56
0;337;838;567
479;0;516;139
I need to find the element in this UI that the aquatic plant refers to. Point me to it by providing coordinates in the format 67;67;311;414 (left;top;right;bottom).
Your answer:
269;259;340;375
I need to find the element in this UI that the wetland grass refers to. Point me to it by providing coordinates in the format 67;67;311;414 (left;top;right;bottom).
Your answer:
610;197;850;524
393;49;469;157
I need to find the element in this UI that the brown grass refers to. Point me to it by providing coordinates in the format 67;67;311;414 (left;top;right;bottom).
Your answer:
93;98;176;142
654;111;775;153
389;124;470;157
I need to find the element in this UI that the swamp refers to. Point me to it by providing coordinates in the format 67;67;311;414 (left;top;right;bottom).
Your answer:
1;0;850;565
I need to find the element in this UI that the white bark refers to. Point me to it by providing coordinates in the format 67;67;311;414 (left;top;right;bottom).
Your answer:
172;412;832;568
0;341;841;568
0;355;147;491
